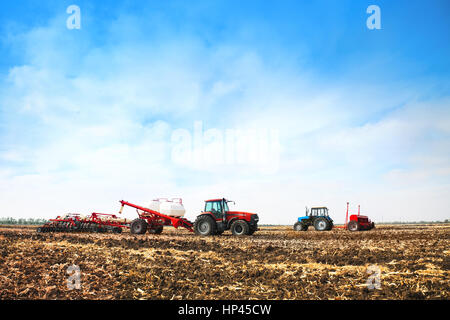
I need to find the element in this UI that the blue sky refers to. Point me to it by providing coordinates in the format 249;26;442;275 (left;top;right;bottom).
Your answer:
0;1;449;223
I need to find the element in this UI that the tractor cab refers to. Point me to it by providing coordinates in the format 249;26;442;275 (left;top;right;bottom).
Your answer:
204;198;231;219
294;206;333;231
308;207;329;217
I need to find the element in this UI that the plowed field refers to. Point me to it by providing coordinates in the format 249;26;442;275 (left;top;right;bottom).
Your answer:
0;224;448;299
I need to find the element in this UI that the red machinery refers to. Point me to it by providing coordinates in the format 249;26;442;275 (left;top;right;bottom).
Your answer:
122;198;259;236
343;202;375;231
36;212;129;233
36;200;193;234
36;198;259;236
120;200;194;234
193;198;259;236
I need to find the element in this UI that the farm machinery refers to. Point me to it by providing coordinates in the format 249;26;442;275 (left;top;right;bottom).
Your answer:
343;202;375;231
293;203;375;232
37;198;259;236
193;198;259;236
36;212;129;233
293;207;334;231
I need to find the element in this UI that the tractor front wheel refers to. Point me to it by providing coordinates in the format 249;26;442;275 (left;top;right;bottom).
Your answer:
230;220;250;236
347;221;360;232
194;215;217;236
294;222;308;231
130;219;148;234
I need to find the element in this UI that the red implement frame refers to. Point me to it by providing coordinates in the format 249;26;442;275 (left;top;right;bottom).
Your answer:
334;202;373;230
89;212;130;229
333;202;351;229
119;200;194;232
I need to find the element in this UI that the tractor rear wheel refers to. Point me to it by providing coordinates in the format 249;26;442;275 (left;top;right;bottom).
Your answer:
130;219;148;234
230;220;250;236
347;221;360;232
194;215;217;236
314;217;330;231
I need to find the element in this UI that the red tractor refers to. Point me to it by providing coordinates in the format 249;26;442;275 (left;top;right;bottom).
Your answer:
193;198;259;236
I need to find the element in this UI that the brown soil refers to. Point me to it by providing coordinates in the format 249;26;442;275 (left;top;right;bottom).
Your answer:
0;224;448;299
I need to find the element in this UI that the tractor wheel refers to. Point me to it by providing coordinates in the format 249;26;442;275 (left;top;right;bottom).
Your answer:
130;219;148;234
347;221;360;232
148;226;164;234
194;215;217;236
230;220;250;236
294;222;308;231
314;217;330;231
247;226;257;235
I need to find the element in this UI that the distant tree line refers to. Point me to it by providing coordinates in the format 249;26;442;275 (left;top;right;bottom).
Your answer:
0;217;48;225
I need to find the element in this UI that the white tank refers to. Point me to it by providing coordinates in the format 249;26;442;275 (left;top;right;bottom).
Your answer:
148;198;185;217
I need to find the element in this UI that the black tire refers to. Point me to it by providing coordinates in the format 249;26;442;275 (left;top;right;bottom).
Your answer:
230;220;250;236
294;221;308;231
194;215;217;236
130;219;148;234
347;220;360;232
148;226;163;234
247;227;257;235
314;217;330;231
113;227;122;234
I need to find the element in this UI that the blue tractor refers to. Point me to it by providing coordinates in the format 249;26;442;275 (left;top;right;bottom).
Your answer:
293;207;333;231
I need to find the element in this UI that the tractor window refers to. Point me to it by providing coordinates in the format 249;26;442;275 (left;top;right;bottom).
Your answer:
212;201;222;212
223;202;229;212
205;202;213;212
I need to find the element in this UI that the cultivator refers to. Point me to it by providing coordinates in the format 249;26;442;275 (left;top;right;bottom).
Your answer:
36;212;130;233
